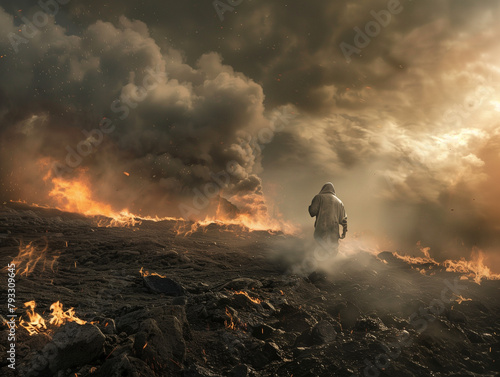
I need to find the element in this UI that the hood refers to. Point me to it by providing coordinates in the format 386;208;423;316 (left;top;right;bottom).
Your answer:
319;182;335;195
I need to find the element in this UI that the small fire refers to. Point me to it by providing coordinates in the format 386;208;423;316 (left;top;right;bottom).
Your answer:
233;290;261;304
454;295;472;304
139;267;166;278
393;241;437;265
223;306;248;332
224;307;238;331
20;300;87;336
20;301;47;335
7;238;60;277
173;218;266;237
443;248;500;285
173;211;297;237
393;243;500;285
49;301;87;326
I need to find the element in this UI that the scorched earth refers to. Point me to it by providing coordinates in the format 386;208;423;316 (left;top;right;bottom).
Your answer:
0;202;499;377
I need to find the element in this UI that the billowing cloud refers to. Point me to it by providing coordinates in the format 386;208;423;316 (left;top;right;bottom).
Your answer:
0;7;274;220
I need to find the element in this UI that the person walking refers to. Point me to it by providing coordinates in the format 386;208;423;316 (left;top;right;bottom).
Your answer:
308;182;347;255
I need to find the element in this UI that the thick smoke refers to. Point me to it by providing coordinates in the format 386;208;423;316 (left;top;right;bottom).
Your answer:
0;8;277;220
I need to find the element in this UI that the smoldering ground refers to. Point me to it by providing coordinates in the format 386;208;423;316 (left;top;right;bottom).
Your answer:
1;202;498;377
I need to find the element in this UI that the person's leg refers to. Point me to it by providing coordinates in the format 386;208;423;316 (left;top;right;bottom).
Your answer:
314;234;339;259
331;238;339;256
313;233;331;262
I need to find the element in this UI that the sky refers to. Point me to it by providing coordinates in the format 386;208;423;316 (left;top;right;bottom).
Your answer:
0;0;499;263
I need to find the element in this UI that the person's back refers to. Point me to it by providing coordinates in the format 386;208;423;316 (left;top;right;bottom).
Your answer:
309;182;347;254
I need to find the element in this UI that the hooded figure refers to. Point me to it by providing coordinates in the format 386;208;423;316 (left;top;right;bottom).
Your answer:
308;182;347;254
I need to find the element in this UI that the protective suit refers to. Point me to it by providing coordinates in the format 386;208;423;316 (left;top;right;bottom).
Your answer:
308;182;347;253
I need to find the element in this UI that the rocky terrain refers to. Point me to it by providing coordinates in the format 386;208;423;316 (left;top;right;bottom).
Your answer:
0;202;499;377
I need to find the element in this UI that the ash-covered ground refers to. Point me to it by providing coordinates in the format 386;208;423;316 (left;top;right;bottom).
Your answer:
0;203;499;377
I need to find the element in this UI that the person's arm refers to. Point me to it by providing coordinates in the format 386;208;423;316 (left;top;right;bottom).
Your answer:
340;205;347;239
309;195;320;217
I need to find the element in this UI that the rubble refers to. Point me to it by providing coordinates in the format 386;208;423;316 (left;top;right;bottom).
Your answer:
21;323;105;376
143;275;185;296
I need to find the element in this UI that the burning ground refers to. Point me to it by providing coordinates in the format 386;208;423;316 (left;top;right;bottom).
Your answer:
0;202;499;377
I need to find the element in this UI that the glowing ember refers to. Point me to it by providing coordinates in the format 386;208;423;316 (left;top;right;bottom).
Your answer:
139;267;166;278
454;295;472;304
223;307;247;332
20;300;86;335
224;307;237;331
233;290;262;304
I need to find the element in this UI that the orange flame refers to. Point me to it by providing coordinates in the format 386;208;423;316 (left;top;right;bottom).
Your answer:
49;301;87;326
46;174;142;227
139;267;166;278
233;290;261;304
454;295;472;304
20;301;47;336
34;159;296;233
223;307;248;331
173;212;297;237
393;243;500;285
393;241;438;265
7;238;60;277
224;307;237;330
443;248;500;285
20;300;86;335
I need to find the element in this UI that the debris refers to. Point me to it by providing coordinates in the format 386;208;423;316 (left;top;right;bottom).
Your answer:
143;274;185;296
22;323;105;376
